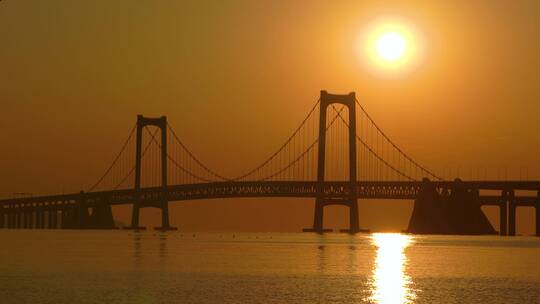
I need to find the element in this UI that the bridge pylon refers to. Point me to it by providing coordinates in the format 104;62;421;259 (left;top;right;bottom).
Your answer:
126;115;176;231
303;90;366;234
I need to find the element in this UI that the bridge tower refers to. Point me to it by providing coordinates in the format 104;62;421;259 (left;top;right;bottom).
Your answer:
304;91;362;233
128;115;176;231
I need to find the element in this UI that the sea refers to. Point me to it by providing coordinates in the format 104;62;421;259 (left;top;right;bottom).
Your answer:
0;231;539;304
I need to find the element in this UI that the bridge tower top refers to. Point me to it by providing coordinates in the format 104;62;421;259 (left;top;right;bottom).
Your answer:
137;115;167;128
319;90;356;108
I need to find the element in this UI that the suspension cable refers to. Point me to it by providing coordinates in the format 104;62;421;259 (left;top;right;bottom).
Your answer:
167;124;230;181
113;127;161;189
88;124;136;191
355;99;442;180
145;128;213;183
331;105;414;181
232;98;320;181
259;105;345;181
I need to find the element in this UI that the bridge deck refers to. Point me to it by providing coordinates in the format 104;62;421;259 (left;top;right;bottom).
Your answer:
1;181;539;209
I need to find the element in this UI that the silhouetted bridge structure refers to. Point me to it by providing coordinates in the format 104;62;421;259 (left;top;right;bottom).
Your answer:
1;91;539;236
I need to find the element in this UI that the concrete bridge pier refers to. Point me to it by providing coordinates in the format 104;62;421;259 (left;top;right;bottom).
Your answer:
21;211;26;229
19;211;24;229
499;191;508;236
22;210;29;229
341;204;361;233
44;210;50;229
27;212;31;229
61;206;75;229
60;195;106;229
536;205;540;237
313;198;325;232
11;211;17;229
20;210;26;229
536;192;540;237
33;210;38;228
40;209;46;229
53;209;59;229
7;211;12;228
48;209;56;229
15;211;21;229
304;195;362;233
27;210;32;229
508;190;516;236
154;200;176;231
36;209;43;229
14;211;19;229
303;198;339;233
7;210;14;228
11;211;15;229
89;205;116;229
30;211;34;229
60;208;68;229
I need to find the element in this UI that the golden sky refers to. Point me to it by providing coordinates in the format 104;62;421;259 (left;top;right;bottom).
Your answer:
1;0;539;233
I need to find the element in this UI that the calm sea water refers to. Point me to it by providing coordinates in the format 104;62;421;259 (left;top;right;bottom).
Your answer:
0;231;539;304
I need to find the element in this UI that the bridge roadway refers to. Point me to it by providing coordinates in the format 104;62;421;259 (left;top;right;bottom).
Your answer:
1;180;539;209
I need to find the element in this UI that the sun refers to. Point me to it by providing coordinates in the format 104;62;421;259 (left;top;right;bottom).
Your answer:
357;18;422;75
376;32;406;62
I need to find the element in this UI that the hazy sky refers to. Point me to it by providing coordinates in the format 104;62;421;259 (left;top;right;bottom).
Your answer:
1;0;539;233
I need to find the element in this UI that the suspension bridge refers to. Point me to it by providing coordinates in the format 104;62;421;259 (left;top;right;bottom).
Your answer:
0;91;539;235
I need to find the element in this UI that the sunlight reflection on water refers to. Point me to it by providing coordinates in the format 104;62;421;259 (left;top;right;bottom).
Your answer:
370;233;415;304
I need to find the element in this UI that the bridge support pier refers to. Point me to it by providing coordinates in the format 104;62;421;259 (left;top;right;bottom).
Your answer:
24;212;29;229
30;210;34;229
36;210;42;229
14;211;19;229
89;205;116;229
313;199;324;232
8;211;14;229
48;210;55;229
61;205;78;229
20;211;26;229
16;211;21;229
536;205;540;237
6;212;10;228
23;211;28;229
41;209;46;229
13;211;18;229
23;211;29;229
499;191;508;236
508;190;516;236
61;208;68;229
303;199;339;233
536;192;540;237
